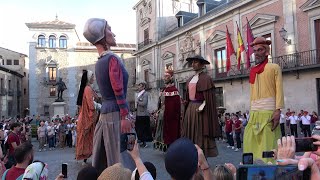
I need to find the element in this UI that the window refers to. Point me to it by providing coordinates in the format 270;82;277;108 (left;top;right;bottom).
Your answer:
24;88;26;95
14;60;19;65
8;80;11;90
198;4;205;16
144;69;149;89
59;35;67;48
48;67;57;82
6;59;12;65
315;19;320;49
215;48;226;73
49;35;56;48
38;35;46;47
24;72;26;77
177;17;183;27
44;105;49;116
0;78;3;93
215;87;224;107
17;81;19;91
262;33;272;60
50;87;56;96
8;101;12;117
144;28;149;45
2;59;4;65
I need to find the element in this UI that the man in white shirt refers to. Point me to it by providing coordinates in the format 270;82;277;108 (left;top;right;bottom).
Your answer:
289;111;298;137
301;111;311;137
279;111;286;137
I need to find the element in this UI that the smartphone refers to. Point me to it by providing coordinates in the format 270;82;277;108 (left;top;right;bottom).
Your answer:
295;137;317;152
126;133;136;151
237;165;311;180
262;151;274;158
120;133;136;152
62;163;68;178
242;153;253;164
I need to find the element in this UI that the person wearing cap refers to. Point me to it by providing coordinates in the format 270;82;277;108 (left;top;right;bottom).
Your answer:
165;138;213;180
243;36;284;163
154;69;181;152
83;18;134;173
135;81;152;148
182;55;221;157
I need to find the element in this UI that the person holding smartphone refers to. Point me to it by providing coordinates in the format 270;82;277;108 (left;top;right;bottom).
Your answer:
243;37;284;163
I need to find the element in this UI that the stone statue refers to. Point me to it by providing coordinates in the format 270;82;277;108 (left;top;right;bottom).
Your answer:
56;77;67;102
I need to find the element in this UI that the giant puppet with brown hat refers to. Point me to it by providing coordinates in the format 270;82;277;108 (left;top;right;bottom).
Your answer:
182;55;221;157
243;36;284;163
83;18;135;174
154;69;181;152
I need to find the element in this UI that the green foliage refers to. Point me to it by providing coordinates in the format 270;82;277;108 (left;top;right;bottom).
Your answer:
31;124;38;137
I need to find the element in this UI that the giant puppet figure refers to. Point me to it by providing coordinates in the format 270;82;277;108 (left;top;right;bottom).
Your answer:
182;55;221;157
83;18;134;174
243;37;284;163
154;69;181;152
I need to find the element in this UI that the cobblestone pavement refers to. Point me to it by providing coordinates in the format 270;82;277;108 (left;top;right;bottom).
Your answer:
34;139;242;180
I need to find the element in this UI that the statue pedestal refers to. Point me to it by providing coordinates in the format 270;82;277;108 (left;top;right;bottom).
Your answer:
51;102;66;117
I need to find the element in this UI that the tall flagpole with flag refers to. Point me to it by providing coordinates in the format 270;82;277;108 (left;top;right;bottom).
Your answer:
226;25;235;72
236;21;246;70
246;17;254;68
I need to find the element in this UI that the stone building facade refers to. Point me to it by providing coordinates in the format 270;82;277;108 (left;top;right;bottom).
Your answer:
0;47;29;118
26;18;135;118
133;0;320;113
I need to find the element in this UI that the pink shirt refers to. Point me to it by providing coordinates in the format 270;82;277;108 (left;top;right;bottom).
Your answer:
188;83;197;100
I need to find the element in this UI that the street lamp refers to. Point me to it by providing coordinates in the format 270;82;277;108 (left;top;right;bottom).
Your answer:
279;27;291;44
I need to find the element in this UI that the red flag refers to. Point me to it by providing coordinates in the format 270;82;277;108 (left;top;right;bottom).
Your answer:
236;23;246;70
226;26;235;72
246;17;254;68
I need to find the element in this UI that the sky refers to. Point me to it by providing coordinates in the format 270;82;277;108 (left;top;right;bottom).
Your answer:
0;0;138;55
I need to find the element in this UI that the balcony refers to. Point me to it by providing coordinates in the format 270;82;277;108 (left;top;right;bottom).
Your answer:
8;89;14;96
138;39;152;50
43;77;57;85
0;88;6;96
212;49;320;81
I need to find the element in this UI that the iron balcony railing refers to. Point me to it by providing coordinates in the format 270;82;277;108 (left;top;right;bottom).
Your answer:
212;49;320;80
273;49;320;71
138;39;152;50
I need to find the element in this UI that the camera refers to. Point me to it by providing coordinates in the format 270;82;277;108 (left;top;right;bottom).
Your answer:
120;133;136;152
242;153;253;165
262;151;274;158
295;137;317;152
237;165;310;180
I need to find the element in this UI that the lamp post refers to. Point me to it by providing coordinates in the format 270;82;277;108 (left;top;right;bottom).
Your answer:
279;27;292;44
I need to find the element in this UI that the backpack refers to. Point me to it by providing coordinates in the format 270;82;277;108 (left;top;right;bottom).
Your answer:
2;169;23;180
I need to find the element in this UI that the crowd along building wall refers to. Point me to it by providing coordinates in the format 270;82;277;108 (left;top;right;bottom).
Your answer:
133;0;320;114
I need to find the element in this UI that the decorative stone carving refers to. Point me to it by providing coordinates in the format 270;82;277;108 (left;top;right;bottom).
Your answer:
178;32;201;65
148;1;152;14
141;59;150;66
161;51;175;60
194;40;201;56
139;0;152;26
